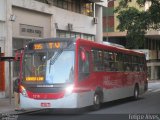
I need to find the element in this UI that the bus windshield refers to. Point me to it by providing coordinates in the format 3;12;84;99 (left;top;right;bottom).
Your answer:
23;50;75;84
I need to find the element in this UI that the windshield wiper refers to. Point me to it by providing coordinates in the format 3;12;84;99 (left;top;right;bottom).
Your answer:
49;49;63;73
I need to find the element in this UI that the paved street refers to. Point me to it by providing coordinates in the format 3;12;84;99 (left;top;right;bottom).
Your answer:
1;82;160;120
12;82;160;120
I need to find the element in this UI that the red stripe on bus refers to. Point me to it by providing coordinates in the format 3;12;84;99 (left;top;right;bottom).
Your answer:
27;90;65;100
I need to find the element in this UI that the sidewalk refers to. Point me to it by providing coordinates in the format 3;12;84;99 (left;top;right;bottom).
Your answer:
0;97;43;115
148;80;160;83
0;98;21;115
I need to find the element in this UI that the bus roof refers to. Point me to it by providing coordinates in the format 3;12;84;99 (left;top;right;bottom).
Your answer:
28;37;76;44
25;37;145;56
76;38;145;56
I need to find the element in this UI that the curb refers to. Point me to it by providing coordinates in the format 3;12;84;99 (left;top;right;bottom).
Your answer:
0;108;45;116
148;80;160;83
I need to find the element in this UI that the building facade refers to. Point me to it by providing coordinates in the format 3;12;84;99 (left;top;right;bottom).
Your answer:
103;0;160;80
0;0;6;98
0;0;104;98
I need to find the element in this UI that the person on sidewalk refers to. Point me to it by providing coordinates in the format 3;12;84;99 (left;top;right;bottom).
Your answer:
13;78;20;111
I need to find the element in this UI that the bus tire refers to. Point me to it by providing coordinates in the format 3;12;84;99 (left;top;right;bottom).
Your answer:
92;93;101;111
133;85;139;100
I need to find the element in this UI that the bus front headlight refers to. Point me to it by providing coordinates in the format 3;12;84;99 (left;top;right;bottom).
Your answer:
65;84;74;96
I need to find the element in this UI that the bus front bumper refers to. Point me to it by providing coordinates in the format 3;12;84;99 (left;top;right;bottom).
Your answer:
20;93;78;109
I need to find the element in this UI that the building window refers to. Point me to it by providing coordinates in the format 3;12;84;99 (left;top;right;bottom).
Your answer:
63;0;68;9
35;0;46;3
68;1;72;11
58;0;63;8
75;1;81;13
81;2;93;16
57;30;95;41
35;0;93;17
53;0;58;6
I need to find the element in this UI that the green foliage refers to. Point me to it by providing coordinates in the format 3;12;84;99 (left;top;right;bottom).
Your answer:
136;0;146;6
115;0;160;49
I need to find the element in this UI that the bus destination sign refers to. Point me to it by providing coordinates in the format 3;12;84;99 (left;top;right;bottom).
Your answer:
29;41;68;50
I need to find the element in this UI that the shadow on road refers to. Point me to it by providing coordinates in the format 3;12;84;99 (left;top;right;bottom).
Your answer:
100;97;144;110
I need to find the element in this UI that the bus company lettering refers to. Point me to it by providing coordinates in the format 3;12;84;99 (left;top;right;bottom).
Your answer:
103;76;118;87
103;76;111;86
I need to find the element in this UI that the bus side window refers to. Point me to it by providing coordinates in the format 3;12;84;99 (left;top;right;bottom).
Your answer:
132;56;140;72
92;50;103;71
139;57;145;72
108;52;118;71
124;54;131;72
117;53;123;71
104;51;110;71
78;48;90;80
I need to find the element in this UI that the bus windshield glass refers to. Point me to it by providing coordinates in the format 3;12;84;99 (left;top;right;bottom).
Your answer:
23;50;74;84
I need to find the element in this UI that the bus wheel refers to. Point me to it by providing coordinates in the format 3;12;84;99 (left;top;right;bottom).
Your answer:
133;85;139;100
92;93;101;111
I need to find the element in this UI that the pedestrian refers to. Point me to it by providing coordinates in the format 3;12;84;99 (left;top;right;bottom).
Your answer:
13;78;20;111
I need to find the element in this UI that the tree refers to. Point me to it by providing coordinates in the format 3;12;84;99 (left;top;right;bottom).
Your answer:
115;0;160;49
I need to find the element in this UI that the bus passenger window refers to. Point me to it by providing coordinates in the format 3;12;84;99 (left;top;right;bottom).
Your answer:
92;50;104;71
117;53;123;71
104;51;110;71
124;55;132;72
110;63;116;71
79;48;90;80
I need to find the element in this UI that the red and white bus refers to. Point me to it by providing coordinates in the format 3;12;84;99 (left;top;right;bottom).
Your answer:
19;38;148;110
